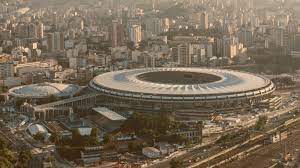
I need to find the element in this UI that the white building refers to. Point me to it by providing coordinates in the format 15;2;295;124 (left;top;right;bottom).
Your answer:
15;61;53;76
27;124;48;136
129;25;142;47
142;147;161;159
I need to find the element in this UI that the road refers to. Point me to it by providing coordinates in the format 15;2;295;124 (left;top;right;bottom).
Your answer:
187;116;300;168
223;123;300;168
146;107;300;168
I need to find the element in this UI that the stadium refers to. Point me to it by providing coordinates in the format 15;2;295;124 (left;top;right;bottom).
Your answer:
89;68;276;119
9;82;81;100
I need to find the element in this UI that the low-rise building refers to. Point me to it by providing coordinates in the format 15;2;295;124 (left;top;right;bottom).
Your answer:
268;130;288;143
79;146;102;167
142;147;161;159
155;142;175;155
260;96;282;110
174;122;202;143
89;107;126;132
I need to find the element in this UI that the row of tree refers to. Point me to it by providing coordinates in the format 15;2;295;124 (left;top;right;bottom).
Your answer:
120;112;187;144
0;137;32;168
55;128;100;161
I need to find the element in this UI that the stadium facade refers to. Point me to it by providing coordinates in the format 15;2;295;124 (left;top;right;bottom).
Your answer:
89;68;276;119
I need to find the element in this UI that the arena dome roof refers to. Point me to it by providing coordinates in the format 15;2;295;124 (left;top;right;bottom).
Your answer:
9;82;81;99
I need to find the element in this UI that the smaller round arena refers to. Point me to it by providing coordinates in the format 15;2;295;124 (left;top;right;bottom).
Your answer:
9;82;81;99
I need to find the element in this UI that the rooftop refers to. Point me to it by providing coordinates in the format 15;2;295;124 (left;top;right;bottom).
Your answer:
93;107;126;121
90;68;274;97
9;82;81;99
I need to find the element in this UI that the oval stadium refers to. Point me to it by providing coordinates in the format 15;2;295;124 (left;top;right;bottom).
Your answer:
89;68;276;119
9;82;81;99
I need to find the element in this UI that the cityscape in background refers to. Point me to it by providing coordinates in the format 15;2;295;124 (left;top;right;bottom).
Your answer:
0;0;300;167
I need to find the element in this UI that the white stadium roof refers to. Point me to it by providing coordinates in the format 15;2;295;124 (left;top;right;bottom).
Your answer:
9;82;81;99
89;68;275;101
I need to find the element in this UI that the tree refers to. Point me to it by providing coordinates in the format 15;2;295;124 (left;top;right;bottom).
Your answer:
90;128;99;138
254;115;268;131
0;137;7;150
15;99;25;109
170;158;183;168
0;156;12;168
89;128;99;145
48;94;59;103
128;142;143;153
40;94;59;104
0;149;15;164
0;137;15;167
16;150;32;168
138;40;148;51
49;132;59;144
33;133;45;142
103;134;112;144
71;129;84;147
126;41;135;51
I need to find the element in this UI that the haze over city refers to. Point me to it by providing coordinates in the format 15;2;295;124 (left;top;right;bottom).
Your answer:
0;0;299;168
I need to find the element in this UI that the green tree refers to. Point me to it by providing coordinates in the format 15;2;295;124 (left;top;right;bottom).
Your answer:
33;133;45;142
138;40;148;51
49;132;59;144
89;128;99;145
126;41;135;51
16;150;32;168
0;149;15;164
0;137;15;167
48;94;58;102
254;115;268;131
103;134;112;144
72;129;84;147
0;156;12;168
0;137;7;150
128;142;143;152
170;158;183;168
15;99;25;109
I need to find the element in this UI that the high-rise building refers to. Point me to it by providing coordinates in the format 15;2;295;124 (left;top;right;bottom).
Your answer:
16;23;35;38
233;0;238;12
46;33;54;52
0;56;14;80
55;32;65;51
152;0;156;10
175;42;212;66
129;25;142;46
111;19;124;48
272;28;287;47
190;13;201;24
47;32;64;52
178;43;191;66
28;23;37;38
0;29;11;40
290;33;300;51
162;18;170;32
238;27;254;47
248;0;254;9
200;12;209;30
145;18;163;37
37;22;44;39
112;0;121;17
